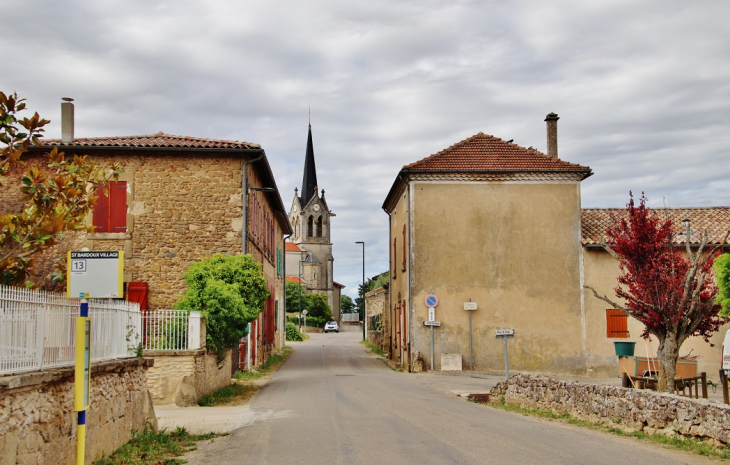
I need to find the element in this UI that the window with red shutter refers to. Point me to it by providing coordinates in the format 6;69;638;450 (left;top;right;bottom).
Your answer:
93;181;127;233
606;309;629;338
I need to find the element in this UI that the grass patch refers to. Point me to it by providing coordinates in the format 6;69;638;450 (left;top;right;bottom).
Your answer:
480;398;730;460
197;384;256;407
93;427;223;465
234;346;293;382
360;339;386;357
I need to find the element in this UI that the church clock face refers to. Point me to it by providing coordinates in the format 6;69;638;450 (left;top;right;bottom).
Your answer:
313;204;320;212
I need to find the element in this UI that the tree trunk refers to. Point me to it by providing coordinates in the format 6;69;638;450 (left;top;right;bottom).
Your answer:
656;335;678;392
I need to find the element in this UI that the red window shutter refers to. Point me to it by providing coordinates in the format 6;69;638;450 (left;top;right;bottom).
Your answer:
110;181;127;231
606;309;628;338
93;185;110;232
92;181;126;233
393;237;397;279
402;224;406;272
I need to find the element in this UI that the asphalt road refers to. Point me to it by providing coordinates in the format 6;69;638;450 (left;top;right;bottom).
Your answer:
183;328;715;465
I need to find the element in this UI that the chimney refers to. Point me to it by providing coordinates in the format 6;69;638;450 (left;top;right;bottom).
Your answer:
61;97;74;143
545;112;559;159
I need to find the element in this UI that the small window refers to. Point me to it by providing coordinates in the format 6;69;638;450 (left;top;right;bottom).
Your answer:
93;181;127;233
606;309;628;338
316;216;323;237
308;215;313;237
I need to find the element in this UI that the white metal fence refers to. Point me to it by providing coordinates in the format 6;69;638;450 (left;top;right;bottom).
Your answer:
0;285;142;375
341;313;360;322
141;310;201;351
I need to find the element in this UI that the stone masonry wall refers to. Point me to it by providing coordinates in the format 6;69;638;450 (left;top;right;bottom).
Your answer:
145;349;232;406
490;373;730;444
0;358;156;465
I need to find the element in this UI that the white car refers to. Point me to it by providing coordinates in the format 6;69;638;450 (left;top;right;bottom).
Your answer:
324;321;339;333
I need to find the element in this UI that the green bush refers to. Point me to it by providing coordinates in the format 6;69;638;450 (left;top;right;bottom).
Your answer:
286;322;303;341
175;254;270;359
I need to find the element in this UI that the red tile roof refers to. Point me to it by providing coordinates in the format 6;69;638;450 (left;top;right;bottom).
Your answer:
40;132;261;150
286;276;306;284
285;242;303;252
582;207;730;246
403;132;591;176
333;281;346;288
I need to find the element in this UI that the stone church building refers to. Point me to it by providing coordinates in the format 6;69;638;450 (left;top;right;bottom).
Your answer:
286;124;343;320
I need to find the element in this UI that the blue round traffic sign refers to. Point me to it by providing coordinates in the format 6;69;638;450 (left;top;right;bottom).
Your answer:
425;294;438;308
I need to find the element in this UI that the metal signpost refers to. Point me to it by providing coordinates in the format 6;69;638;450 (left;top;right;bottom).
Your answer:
464;300;477;370
302;309;308;333
495;329;515;379
66;250;123;465
424;294;440;370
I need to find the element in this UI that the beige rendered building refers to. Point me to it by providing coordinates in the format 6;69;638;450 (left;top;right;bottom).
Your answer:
383;113;730;376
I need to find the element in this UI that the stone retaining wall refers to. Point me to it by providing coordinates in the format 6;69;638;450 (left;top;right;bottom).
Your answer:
144;349;231;406
0;358;157;465
490;373;730;444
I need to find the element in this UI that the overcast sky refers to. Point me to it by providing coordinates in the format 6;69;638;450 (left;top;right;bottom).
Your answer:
4;1;729;298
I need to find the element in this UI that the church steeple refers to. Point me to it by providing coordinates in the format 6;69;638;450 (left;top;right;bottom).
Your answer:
300;123;318;207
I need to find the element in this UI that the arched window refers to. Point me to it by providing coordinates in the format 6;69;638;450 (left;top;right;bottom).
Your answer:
316;216;323;237
308;215;313;238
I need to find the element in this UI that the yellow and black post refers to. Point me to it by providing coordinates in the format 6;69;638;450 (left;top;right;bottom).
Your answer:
75;298;91;464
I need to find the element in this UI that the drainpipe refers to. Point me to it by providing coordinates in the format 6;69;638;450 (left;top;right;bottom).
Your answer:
242;151;265;255
282;233;291;348
401;173;413;372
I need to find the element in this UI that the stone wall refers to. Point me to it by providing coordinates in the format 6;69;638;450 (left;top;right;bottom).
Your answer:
365;287;389;350
490;373;730;444
0;358;156;465
145;349;232;406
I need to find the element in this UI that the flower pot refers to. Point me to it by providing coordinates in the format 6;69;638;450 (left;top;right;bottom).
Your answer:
614;341;636;357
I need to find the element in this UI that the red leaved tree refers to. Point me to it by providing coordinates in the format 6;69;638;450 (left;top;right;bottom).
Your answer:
585;193;728;391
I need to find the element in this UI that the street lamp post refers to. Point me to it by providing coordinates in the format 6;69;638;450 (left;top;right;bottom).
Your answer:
298;260;305;331
356;241;365;341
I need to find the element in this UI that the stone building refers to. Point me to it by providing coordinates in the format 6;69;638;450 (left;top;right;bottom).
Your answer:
286;123;342;321
382;113;730;376
4;99;292;367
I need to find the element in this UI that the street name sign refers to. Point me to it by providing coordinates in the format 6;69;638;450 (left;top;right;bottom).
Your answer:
495;329;515;339
424;321;441;327
464;302;477;311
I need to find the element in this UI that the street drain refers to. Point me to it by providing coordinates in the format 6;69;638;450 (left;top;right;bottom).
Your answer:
336;374;355;376
467;393;490;403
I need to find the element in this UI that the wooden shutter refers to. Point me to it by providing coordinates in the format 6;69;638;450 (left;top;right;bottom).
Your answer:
92;185;110;232
92;181;126;232
606;309;628;338
110;181;127;231
402;224;406;272
392;237;397;279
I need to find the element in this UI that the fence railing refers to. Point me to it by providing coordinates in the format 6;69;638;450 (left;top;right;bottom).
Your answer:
141;310;201;351
341;313;360;322
0;285;141;375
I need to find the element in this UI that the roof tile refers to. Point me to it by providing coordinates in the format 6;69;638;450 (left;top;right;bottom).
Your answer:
404;132;591;177
582;207;730;246
41;132;260;150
